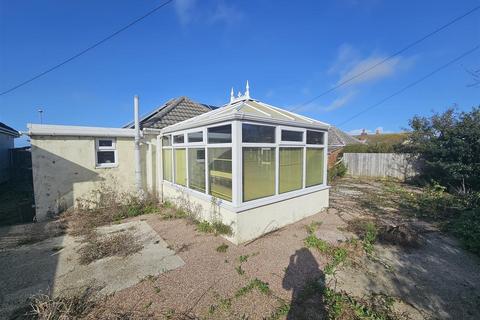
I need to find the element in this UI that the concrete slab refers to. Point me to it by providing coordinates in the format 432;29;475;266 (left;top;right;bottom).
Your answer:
0;220;184;318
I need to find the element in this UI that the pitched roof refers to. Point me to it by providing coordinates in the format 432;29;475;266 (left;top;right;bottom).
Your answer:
124;96;216;130
328;126;362;147
0;122;20;137
162;98;330;133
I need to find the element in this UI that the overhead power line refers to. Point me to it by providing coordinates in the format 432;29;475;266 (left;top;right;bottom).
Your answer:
290;5;480;112
0;0;174;96
335;44;480;127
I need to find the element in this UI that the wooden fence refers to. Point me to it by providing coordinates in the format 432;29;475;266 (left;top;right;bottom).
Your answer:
342;153;419;180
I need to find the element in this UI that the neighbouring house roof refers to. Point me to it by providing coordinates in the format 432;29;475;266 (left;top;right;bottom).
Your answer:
162;98;330;134
124;96;216;130
27;124;136;138
355;132;409;145
0;122;20;137
329;126;362;146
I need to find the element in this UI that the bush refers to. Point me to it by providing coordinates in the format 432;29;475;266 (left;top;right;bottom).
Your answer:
448;209;480;255
328;161;347;183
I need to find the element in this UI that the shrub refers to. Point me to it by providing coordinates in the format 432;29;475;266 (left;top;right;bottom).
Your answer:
328;161;347;183
448;209;480;255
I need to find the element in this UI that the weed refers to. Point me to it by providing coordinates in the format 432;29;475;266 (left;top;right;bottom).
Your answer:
216;243;229;253
154;286;161;294
235;265;245;275
239;254;249;263
304;234;330;253
235;278;270;297
196;220;233;236
196;221;214;233
267;302;291;320
363;222;378;255
305;221;322;234
144;301;152;309
77;231;143;265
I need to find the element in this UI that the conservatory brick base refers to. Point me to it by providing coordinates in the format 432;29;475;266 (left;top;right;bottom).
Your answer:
162;182;329;244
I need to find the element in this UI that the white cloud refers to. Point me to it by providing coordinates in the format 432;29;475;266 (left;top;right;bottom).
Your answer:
337;56;402;86
321;91;357;112
210;1;243;24
174;0;197;25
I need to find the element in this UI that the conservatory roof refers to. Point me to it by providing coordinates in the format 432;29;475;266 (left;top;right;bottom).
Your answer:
162;98;330;134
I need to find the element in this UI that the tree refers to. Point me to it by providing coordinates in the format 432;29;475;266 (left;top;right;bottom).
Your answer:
399;107;480;191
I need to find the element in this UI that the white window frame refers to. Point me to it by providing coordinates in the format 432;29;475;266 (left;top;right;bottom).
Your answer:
159;120;328;211
95;138;118;168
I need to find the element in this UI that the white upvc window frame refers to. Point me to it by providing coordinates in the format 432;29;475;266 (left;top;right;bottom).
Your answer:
159;120;328;212
95;138;118;168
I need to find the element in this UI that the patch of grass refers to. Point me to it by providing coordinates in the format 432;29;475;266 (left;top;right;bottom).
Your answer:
216;243;229;253
195;220;233;236
304;234;330;253
304;234;350;275
267;302;291;320
235;278;270;297
78;231;143;265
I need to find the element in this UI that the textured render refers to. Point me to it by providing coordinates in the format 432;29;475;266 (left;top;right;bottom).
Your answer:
162;182;329;244
30;135;158;221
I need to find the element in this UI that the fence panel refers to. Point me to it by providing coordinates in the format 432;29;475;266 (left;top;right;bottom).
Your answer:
343;153;418;180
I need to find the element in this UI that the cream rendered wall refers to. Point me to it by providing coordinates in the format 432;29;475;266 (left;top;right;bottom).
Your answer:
31;135;151;221
162;182;329;244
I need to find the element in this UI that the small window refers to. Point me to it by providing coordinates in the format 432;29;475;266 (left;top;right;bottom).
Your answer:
306;130;324;145
281;130;303;142
188;131;203;143
208;125;232;143
173;134;185;144
242;124;275;143
96;138;117;168
162;135;172;146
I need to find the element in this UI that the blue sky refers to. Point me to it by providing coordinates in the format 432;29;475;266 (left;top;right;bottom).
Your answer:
1;0;479;146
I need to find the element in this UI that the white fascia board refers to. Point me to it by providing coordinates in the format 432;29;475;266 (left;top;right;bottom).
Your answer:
27;124;137;138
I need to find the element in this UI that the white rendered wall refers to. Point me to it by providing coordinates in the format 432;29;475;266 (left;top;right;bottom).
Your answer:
162;182;329;244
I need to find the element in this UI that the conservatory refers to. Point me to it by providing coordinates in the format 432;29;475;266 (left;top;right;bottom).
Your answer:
158;88;329;244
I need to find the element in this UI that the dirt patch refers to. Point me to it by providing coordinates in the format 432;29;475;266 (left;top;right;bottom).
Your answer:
78;231;143;265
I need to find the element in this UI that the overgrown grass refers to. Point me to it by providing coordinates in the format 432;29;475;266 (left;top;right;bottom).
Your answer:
78;231;143;265
195;220;233;236
216;243;229;253
381;181;480;256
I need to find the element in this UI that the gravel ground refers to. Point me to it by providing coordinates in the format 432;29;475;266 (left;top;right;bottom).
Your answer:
96;177;480;319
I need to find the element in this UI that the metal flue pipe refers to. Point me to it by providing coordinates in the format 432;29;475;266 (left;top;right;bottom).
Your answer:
134;95;142;192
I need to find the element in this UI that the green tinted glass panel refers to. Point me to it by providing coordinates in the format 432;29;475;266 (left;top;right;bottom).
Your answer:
306;148;324;187
279;148;303;193
162;149;172;182
208;148;232;201
243;147;275;202
188;148;206;192
174;149;187;186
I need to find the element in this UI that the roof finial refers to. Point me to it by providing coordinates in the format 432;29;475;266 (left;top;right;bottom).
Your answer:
230;87;234;103
245;80;250;99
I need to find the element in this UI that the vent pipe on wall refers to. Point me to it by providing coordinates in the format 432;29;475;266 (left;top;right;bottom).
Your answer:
134;95;142;192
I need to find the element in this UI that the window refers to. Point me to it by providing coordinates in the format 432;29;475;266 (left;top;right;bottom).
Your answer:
162;135;172;146
188;131;203;143
96;138;117;167
208;125;231;143
174;149;187;186
243;147;275;201
281;130;303;142
242;124;275;143
188;148;205;192
163;149;172;182
208;148;232;201
279;148;303;193
173;134;185;144
306;148;324;187
306;130;324;145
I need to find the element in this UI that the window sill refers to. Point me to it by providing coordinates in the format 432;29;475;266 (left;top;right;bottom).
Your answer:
95;163;118;169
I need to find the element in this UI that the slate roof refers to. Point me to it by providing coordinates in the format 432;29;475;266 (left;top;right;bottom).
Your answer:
328;126;362;150
0;122;20;137
124;96;216;130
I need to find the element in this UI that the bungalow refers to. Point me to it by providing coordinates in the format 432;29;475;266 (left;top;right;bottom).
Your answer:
0;122;20;183
28;85;333;243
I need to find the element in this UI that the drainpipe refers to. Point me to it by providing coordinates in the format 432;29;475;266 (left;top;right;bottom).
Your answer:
134;95;142;192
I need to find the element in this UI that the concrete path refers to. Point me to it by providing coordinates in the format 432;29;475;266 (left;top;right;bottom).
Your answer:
0;220;184;318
